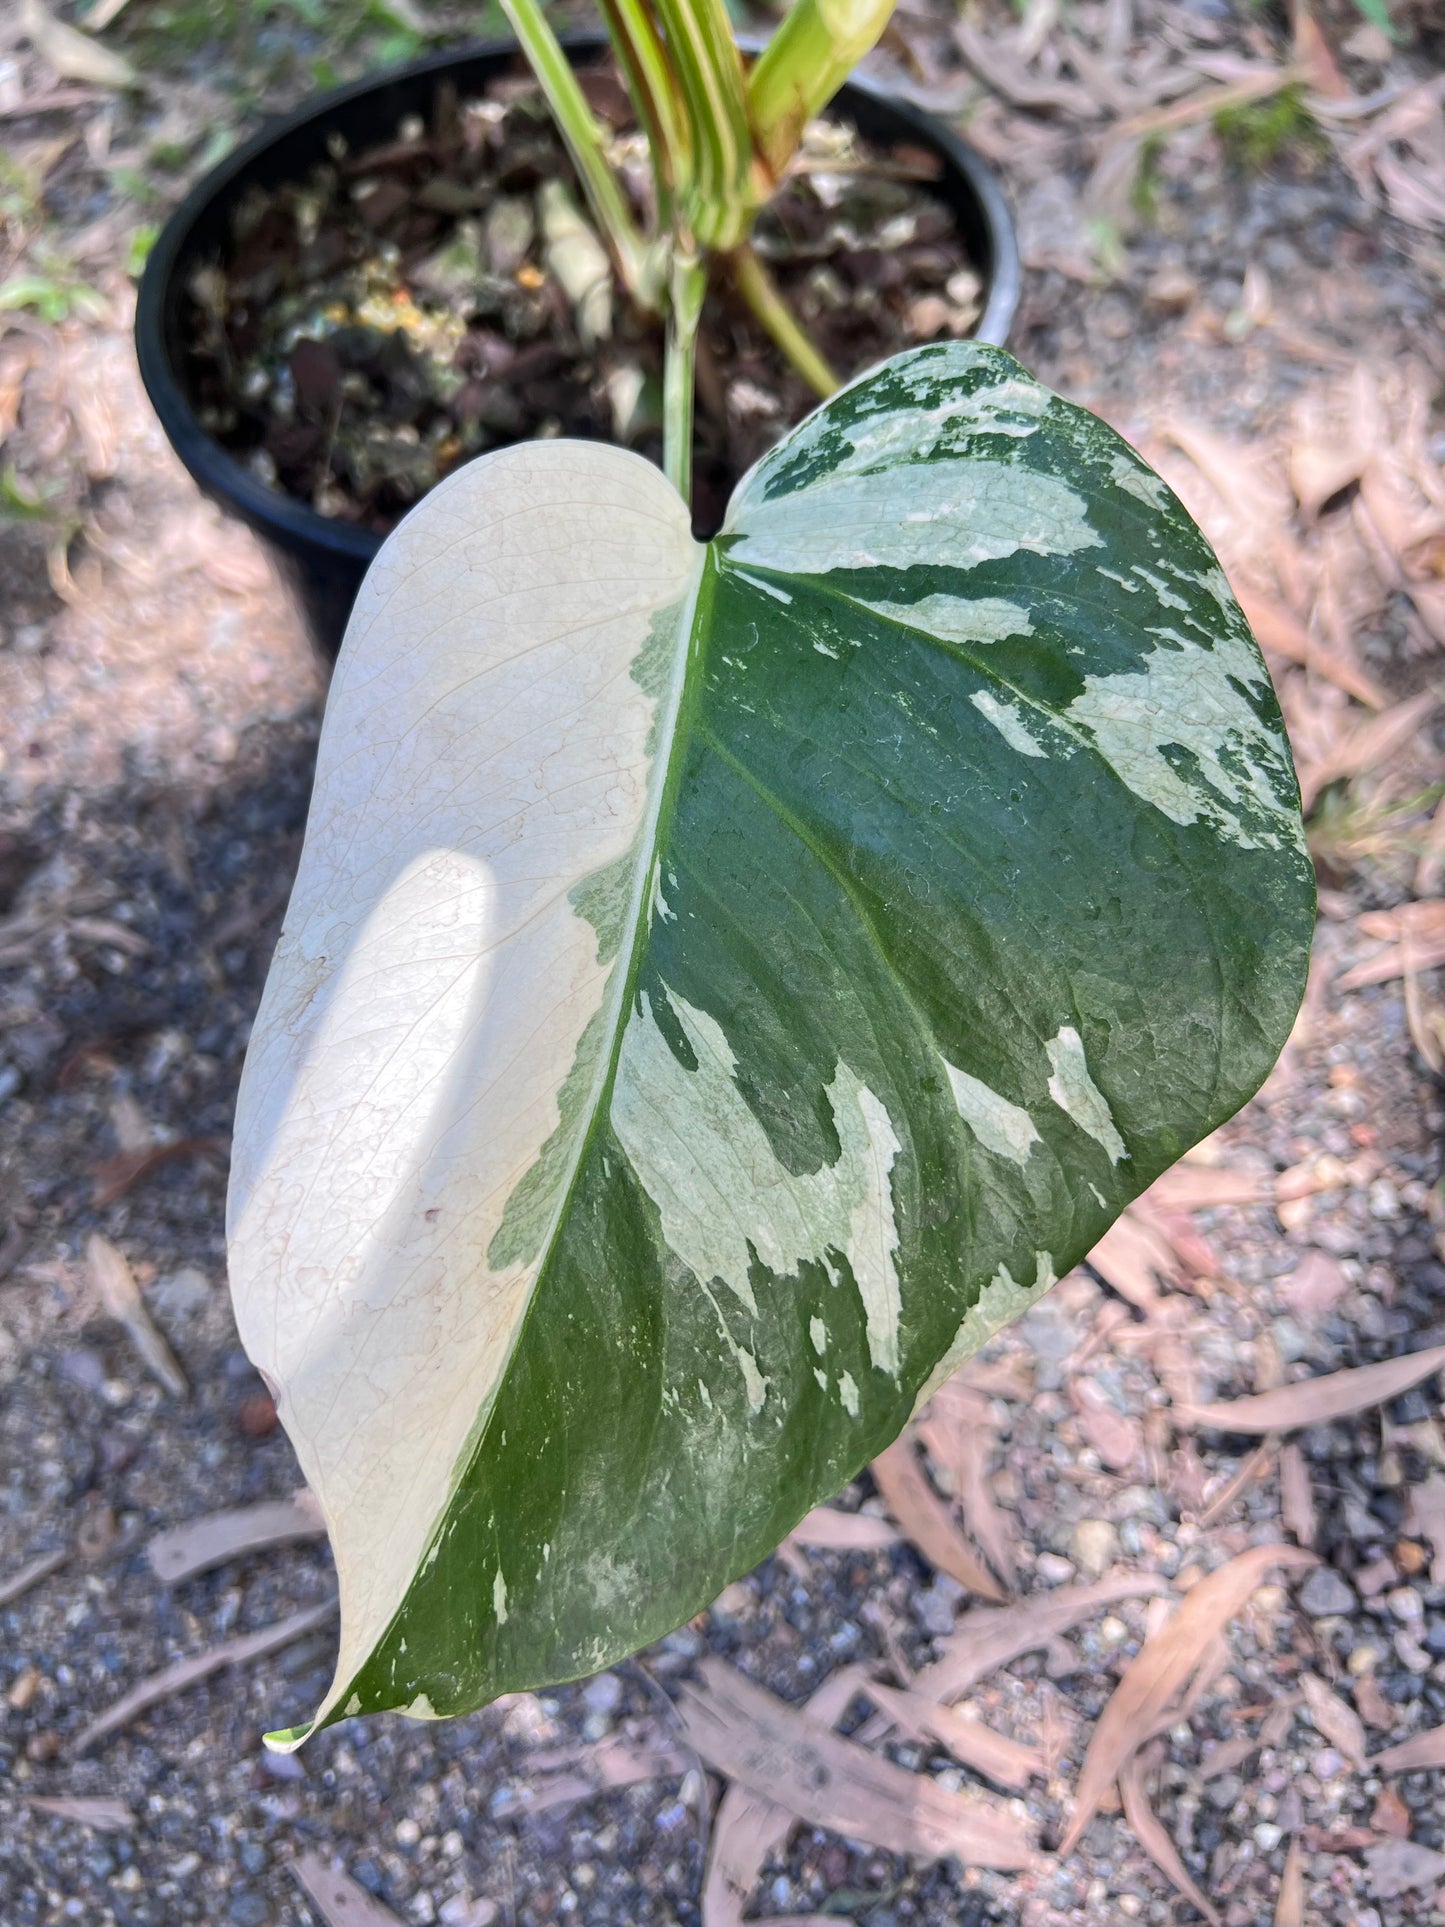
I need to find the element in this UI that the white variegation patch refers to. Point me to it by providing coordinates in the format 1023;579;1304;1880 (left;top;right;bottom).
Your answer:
1064;623;1293;848
970;690;1047;759
227;442;700;1740
1045;1026;1127;1162
1109;450;1171;511
611;989;903;1379
913;1250;1058;1413
734;348;1055;499
945;1061;1040;1165
855;594;1034;649
726;459;1100;578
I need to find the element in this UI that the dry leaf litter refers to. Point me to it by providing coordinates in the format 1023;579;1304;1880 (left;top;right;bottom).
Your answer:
3;0;1445;1924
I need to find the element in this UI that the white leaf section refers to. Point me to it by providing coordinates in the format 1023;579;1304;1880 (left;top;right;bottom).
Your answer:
226;442;700;1735
610;989;904;1380
727;458;1100;579
1044;1025;1128;1162
945;1061;1040;1165
969;690;1048;759
1064;625;1289;848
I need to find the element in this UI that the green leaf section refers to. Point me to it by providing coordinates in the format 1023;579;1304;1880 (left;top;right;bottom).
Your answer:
304;344;1314;1731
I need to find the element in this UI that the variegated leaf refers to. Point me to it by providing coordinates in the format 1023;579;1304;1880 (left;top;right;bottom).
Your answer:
228;343;1312;1742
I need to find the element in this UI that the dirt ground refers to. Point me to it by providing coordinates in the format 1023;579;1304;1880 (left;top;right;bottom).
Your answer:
3;2;1445;1925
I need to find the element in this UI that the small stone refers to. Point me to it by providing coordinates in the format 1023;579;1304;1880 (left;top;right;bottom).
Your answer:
1144;266;1197;313
1254;1822;1282;1851
1035;1552;1076;1586
1300;1567;1357;1617
1369;1180;1400;1219
1071;1519;1118;1578
1395;1629;1432;1674
1388;1586;1425;1626
915;1575;963;1635
396;1817;421;1847
582;1671;622;1716
237;1841;268;1875
1207;1774;1244;1811
227;1896;268;1927
151;1266;210;1319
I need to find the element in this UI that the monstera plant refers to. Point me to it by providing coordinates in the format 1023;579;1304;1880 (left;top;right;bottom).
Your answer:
226;0;1314;1749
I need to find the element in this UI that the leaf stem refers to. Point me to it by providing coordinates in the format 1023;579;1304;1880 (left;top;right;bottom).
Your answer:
727;243;839;399
664;248;706;504
499;0;649;298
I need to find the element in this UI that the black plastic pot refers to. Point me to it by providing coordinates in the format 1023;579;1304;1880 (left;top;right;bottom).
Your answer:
136;38;1021;654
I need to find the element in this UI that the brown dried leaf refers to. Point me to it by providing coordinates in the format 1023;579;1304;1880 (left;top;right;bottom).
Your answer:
1298;690;1440;812
703;1666;873;1927
1177;1346;1445;1436
1235;585;1386;709
1118;1746;1221;1926
91;1135;227;1209
912;1572;1170;1704
147;1492;326;1585
1085;1211;1169;1310
1200;1440;1277;1527
1059;1545;1317;1854
858;1678;1046;1791
1075;1386;1142;1474
1371;1784;1413;1838
677;1659;1036;1870
1279;1444;1317;1548
1364;1840;1445;1901
789;1507;900;1553
1144;1164;1274;1211
871;1438;1008;1603
1300;1673;1366;1768
26;1795;135;1831
1354;1672;1394;1731
1373;1724;1445;1773
289;1852;409;1926
73;1599;335;1753
923;1377;1020;1589
86;1234;187;1397
1275;1836;1304;1927
17;0;136;87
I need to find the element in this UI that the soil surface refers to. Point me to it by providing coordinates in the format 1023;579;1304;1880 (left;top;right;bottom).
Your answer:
3;3;1445;1927
186;62;983;539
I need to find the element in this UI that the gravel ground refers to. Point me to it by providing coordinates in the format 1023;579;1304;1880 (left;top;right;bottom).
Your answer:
3;2;1445;1924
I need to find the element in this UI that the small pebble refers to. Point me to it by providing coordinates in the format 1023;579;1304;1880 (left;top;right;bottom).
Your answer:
1035;1552;1076;1586
1387;1586;1424;1626
1299;1567;1357;1617
1071;1519;1118;1578
582;1671;622;1715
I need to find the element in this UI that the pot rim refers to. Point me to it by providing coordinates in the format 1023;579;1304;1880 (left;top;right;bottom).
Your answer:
135;33;1021;569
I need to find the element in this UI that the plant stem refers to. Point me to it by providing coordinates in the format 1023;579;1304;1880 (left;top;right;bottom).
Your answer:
499;0;649;298
728;244;839;399
664;249;706;504
651;0;754;247
747;0;899;181
596;0;693;226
